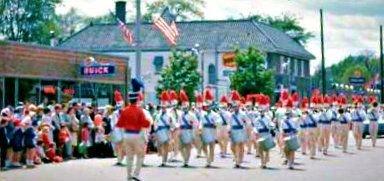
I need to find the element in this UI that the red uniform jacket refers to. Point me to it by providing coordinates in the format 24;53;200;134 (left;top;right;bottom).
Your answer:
116;104;150;131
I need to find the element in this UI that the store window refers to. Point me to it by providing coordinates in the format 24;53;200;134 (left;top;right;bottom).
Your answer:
19;78;40;105
4;78;15;106
208;64;216;85
41;80;58;104
153;56;164;74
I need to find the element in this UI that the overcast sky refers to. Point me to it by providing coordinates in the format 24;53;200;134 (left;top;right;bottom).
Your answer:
56;0;384;74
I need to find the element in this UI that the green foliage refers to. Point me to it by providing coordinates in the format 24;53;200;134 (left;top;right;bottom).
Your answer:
250;14;314;45
143;0;205;22
230;47;274;97
0;0;61;45
156;50;201;102
312;53;380;87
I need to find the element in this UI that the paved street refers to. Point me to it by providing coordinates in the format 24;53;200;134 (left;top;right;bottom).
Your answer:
2;137;384;181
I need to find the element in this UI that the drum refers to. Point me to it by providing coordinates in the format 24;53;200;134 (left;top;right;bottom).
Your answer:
156;129;170;145
257;136;276;151
284;135;300;151
230;129;246;143
202;128;216;144
180;129;194;144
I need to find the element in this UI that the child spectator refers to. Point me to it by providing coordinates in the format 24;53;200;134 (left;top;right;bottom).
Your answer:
80;122;90;158
46;143;63;163
36;140;50;163
58;123;72;159
23;116;37;168
10;119;23;168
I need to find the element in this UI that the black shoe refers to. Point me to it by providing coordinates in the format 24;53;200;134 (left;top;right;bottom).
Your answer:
288;166;294;170
234;164;240;169
159;163;166;167
115;162;123;166
131;177;141;181
183;164;189;168
205;164;211;168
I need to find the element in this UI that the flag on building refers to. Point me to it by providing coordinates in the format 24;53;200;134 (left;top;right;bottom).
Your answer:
117;18;134;45
153;7;179;46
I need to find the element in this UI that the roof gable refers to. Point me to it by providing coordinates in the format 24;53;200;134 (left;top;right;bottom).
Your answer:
59;19;315;60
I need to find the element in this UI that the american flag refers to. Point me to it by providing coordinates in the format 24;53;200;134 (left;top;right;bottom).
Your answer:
153;7;179;46
117;19;134;45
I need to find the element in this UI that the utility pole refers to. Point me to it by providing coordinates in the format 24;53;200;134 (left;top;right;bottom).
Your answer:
320;9;326;95
135;0;141;78
380;25;383;103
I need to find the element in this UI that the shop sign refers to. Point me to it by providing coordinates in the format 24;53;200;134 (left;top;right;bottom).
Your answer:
349;77;365;86
80;57;116;76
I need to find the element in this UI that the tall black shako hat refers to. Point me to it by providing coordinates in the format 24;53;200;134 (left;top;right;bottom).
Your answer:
129;78;144;100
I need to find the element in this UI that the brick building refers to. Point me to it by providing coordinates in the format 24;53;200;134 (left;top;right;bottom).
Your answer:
0;41;129;107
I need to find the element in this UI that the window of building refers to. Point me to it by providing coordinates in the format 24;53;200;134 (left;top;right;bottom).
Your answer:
153;56;164;74
278;56;284;74
301;60;305;77
222;52;236;68
208;64;216;84
297;60;302;77
289;58;295;76
304;61;310;77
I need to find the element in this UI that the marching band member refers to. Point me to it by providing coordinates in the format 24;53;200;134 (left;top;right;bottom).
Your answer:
351;95;366;150
200;89;218;168
299;97;309;155
276;90;289;156
318;95;332;155
330;94;340;148
168;91;180;162
217;95;231;158
116;78;150;181
245;95;256;155
306;98;319;159
178;90;195;167
229;91;247;168
281;99;299;170
193;94;206;158
338;95;350;153
255;95;274;169
155;91;172;167
111;91;125;166
367;96;379;147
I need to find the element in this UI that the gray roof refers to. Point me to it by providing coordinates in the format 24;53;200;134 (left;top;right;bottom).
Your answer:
59;19;315;60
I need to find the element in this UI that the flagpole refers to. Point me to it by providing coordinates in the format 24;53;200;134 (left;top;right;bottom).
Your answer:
135;0;142;79
135;0;143;103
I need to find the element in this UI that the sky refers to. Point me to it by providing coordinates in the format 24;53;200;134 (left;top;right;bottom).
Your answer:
56;0;384;74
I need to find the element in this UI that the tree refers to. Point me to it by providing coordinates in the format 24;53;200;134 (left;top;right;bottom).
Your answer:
250;14;314;45
156;50;201;102
143;0;205;22
312;53;380;89
0;0;61;45
57;8;84;38
230;47;274;97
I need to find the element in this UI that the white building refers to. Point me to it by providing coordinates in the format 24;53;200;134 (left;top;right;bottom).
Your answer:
59;1;315;103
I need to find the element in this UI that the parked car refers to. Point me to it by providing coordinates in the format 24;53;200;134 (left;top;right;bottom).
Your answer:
362;119;384;138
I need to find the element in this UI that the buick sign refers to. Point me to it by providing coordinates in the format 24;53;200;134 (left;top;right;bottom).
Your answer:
80;57;116;76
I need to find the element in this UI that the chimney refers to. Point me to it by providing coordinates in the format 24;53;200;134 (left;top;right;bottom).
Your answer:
115;1;126;23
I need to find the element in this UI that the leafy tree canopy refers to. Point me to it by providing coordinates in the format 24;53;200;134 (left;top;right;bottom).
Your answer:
0;0;61;45
156;50;201;102
312;52;380;88
250;14;314;45
230;47;274;97
143;0;205;22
